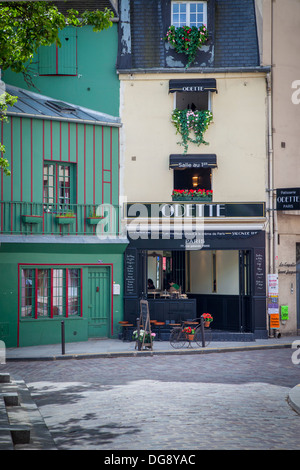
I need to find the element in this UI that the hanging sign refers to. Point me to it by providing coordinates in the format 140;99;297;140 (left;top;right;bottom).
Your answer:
281;305;289;321
267;296;279;314
269;313;280;329
268;274;278;295
276;188;300;210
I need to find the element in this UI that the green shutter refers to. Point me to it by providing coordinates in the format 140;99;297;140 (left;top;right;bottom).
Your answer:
38;42;57;75
38;27;77;76
57;27;77;75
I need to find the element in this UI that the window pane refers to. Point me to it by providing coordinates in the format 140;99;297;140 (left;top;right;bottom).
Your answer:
53;269;64;316
21;269;34;317
190;2;206;27
173;13;179;25
172;2;186;26
68;269;80;316
43;164;55;212
59;165;71;210
179;13;186;26
190;13;197;26
37;269;49;317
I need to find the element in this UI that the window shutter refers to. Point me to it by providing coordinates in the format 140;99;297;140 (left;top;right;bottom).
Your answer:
38;27;77;76
38;42;57;75
57;27;77;75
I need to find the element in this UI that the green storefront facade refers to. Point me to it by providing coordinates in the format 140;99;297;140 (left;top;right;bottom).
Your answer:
0;244;126;347
0;86;127;348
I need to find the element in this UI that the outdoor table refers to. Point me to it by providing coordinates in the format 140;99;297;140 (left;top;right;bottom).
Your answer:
155;322;165;341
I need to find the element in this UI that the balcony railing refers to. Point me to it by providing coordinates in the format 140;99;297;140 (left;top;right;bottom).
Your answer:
0;202;120;236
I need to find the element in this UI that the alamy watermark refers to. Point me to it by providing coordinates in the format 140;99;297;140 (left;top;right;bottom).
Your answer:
291;340;300;365
291;80;300;104
94;199;205;250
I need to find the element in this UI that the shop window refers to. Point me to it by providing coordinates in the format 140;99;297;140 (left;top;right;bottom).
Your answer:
147;251;186;294
38;27;77;76
174;167;212;191
43;162;75;212
21;268;81;319
172;2;207;28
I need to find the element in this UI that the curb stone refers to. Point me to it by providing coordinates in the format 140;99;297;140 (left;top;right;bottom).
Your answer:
288;384;300;415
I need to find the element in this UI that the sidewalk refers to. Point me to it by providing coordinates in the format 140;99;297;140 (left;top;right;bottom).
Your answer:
5;334;300;361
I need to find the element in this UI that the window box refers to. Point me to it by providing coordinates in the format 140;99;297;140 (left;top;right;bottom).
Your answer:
172;189;213;202
172;195;212;202
86;216;105;225
55;215;76;225
22;215;43;224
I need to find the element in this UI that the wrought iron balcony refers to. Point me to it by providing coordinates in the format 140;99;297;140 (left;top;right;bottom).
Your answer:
0;202;120;236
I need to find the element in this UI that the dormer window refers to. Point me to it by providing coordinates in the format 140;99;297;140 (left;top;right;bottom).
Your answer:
171;1;207;28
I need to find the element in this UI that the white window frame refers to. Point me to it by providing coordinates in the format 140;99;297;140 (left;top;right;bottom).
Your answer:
171;1;207;28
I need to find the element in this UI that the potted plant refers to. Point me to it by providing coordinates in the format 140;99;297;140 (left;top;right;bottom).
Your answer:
132;329;156;347
172;189;213;201
163;24;208;67
184;326;195;341
202;313;213;327
22;214;43;224
55;211;76;225
171;108;213;154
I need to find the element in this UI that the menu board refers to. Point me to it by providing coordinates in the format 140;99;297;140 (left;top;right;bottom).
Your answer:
124;248;137;295
254;249;265;294
140;300;150;330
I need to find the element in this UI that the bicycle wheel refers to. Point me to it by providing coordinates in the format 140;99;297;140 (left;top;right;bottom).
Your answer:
194;326;212;347
170;328;187;349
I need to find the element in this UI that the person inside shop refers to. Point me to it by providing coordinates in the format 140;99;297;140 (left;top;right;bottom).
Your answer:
148;278;155;290
168;280;180;293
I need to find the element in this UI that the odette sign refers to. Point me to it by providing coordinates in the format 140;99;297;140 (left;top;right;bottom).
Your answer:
276;188;300;211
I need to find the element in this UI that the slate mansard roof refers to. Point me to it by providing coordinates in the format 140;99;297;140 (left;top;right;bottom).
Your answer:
117;0;262;71
5;84;121;127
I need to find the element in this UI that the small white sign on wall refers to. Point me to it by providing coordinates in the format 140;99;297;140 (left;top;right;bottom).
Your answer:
113;283;120;295
268;274;278;295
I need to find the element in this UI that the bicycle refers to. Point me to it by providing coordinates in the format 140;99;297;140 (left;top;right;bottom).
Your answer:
169;318;212;349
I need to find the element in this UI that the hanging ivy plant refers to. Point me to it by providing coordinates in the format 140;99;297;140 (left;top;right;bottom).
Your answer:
163;25;208;67
171;108;213;154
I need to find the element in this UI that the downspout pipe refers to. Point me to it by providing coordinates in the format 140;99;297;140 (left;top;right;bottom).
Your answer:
267;71;274;276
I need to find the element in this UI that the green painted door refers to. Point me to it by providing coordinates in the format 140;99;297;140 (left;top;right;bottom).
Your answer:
88;267;110;338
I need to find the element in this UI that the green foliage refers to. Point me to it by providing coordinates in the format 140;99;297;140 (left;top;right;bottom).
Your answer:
171;108;213;154
0;92;18;119
163;25;208;67
0;1;114;73
0;92;18;175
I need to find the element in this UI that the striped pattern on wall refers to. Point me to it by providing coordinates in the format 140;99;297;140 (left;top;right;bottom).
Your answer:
0;116;119;206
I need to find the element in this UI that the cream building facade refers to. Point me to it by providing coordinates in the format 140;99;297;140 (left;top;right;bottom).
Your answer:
117;0;270;339
258;0;300;335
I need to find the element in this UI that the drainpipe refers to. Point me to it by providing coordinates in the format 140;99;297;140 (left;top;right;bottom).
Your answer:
267;71;274;276
266;0;276;337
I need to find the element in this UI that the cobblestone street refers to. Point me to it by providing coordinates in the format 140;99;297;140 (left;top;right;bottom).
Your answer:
2;348;300;450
